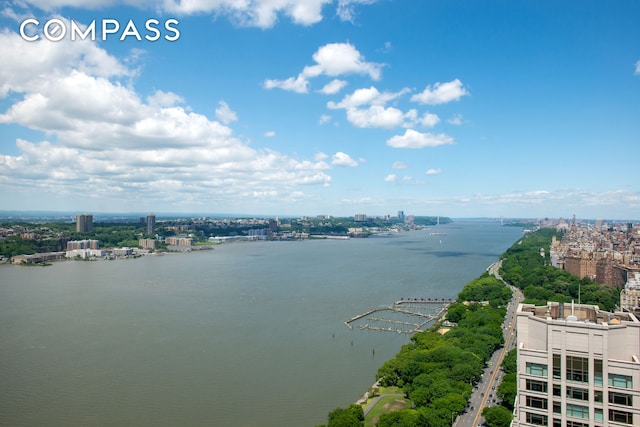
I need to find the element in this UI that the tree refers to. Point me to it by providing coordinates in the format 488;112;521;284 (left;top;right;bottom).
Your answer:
327;404;364;427
501;349;517;374
497;372;517;410
482;405;513;427
377;409;424;427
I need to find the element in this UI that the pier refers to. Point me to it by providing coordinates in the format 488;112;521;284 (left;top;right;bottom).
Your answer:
345;298;453;334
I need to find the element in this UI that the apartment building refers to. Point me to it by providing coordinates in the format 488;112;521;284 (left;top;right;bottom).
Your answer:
514;302;639;427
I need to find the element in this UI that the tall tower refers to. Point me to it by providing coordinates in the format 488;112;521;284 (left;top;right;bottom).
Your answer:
76;214;93;233
146;213;156;234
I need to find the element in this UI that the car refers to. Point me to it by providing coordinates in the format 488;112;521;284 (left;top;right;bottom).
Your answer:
492;386;496;390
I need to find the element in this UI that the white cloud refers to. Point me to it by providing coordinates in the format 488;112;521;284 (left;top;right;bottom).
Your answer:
319;79;347;95
425;168;442;175
411;79;469;105
266;43;382;93
264;75;309;94
264;130;276;137
386;129;454;149
635;60;640;75
319;114;332;125
420;112;440;128
447;114;463;125
314;152;329;161
0;29;333;211
327;86;409;109
0;27;130;98
215;101;238;124
302;43;383;80
346;105;407;129
336;0;377;22
15;0;382;28
384;174;397;182
331;151;358;167
392;161;407;169
147;90;184;108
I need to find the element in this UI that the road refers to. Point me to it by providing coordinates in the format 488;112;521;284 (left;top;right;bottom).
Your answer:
454;260;523;427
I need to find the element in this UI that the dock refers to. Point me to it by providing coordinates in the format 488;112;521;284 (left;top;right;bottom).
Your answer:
345;298;453;334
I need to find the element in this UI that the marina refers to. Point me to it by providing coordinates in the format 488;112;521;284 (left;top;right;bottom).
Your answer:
345;298;453;334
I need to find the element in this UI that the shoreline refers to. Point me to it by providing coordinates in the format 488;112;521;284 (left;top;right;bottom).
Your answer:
354;257;503;419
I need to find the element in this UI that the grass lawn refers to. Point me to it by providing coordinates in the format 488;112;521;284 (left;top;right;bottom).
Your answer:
363;387;412;427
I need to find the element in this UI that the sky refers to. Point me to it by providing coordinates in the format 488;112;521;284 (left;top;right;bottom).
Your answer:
0;0;638;220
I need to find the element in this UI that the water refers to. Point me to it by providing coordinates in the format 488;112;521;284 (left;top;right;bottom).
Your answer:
0;221;522;426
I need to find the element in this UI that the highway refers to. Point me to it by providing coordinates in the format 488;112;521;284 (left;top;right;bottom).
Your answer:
454;261;523;427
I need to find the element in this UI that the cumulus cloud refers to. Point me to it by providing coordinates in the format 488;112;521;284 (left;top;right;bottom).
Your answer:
15;0;364;29
0;26;130;98
215;101;238;124
319;79;347;95
265;43;383;93
264;130;276;137
420;112;440;128
447;114;463;125
386;129;454;149
319;114;332;125
346;105;412;129
425;168;442;175
0;29;333;211
331;151;358;167
384;174;397;182
147;90;184;108
636;60;640;75
327;86;409;109
303;42;383;80
392;161;407;169
411;79;469;105
264;75;309;94
336;0;377;22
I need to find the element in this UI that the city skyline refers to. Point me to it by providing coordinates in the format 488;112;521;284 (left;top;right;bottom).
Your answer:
0;1;639;219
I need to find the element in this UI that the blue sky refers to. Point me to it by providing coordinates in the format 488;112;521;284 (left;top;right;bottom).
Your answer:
0;1;638;219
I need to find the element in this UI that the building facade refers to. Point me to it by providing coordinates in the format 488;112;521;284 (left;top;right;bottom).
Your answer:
146;213;155;234
514;302;639;427
75;214;93;233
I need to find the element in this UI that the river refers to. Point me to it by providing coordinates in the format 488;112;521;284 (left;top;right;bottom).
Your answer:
0;221;523;426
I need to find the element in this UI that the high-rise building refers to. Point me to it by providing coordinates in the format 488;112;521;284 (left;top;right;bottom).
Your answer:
75;214;93;233
513;301;639;427
147;213;156;234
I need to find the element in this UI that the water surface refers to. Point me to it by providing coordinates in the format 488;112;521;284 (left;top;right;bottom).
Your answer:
0;221;522;426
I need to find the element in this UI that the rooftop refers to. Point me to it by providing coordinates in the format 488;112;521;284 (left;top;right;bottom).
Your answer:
519;301;638;326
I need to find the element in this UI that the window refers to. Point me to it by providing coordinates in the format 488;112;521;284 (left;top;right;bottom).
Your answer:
609;409;633;425
526;379;547;393
608;373;633;389
553;384;561;397
594;389;603;403
567;422;589;427
526;396;548;410
566;356;589;383
526;362;548;376
593;359;603;386
526;412;548;426
566;403;589;420
594;408;603;422
553;353;561;379
566;386;588;401
553;401;561;414
553;419;561;427
609;391;633;406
